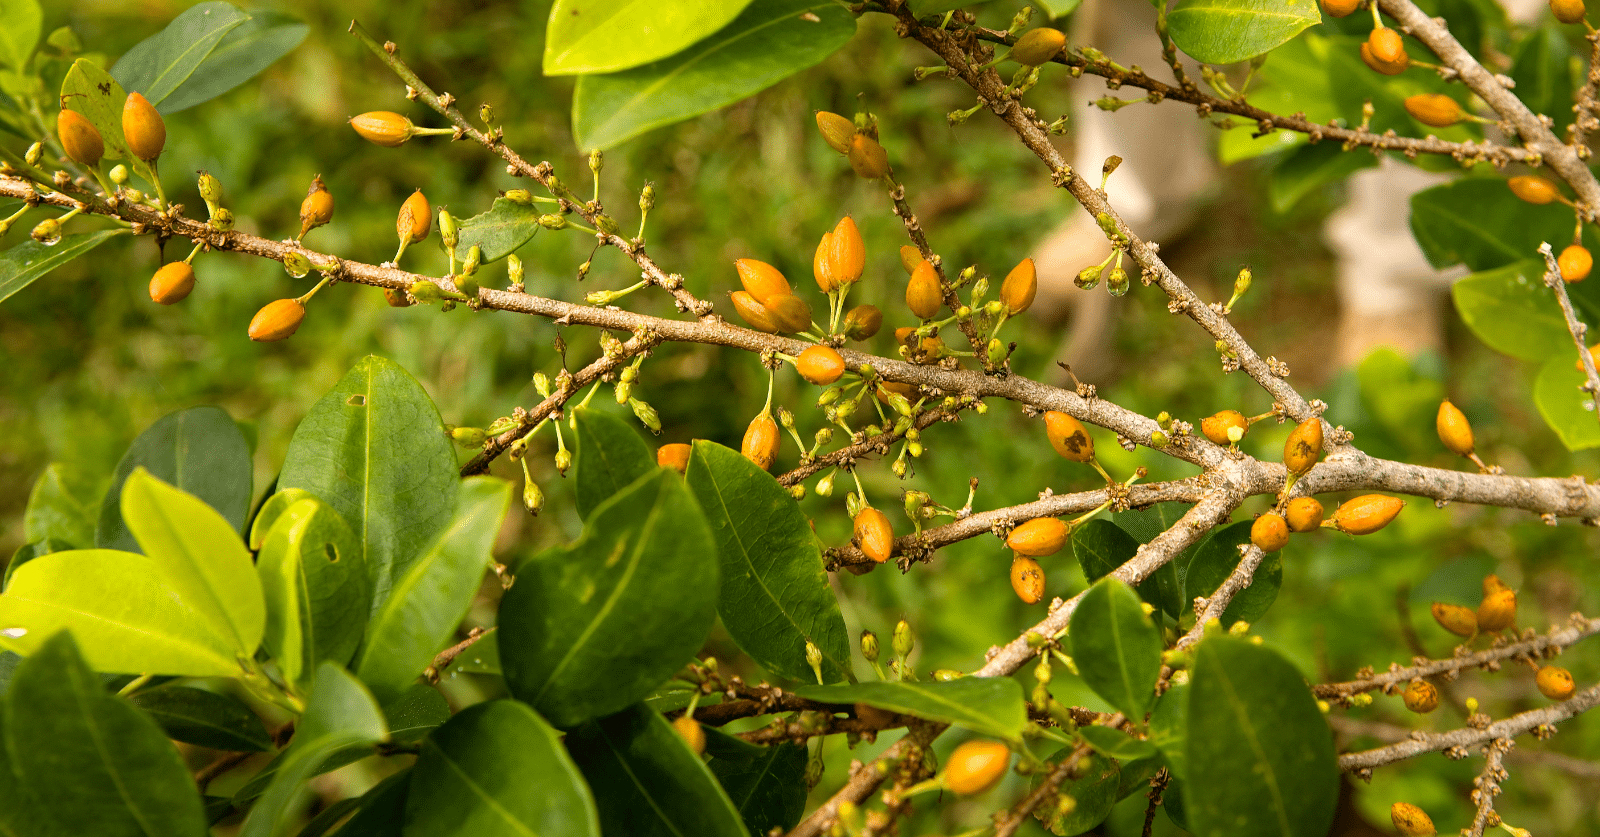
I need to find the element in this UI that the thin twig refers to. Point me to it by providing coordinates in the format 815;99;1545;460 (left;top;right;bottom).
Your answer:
1537;241;1600;433
1339;681;1600;771
1465;739;1511;837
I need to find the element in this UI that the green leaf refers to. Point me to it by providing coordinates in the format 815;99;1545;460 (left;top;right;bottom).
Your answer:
1411;180;1575;272
501;469;718;728
257;497;370;687
1356;348;1446;453
1069;577;1162;721
1032;750;1119;836
354;477;510;703
24;462;104;548
439;630;501;677
567;704;747;837
153;12;308;114
248;488;317;551
294;798;362;837
383;683;451;743
332;769;409;837
1535;354;1600;450
450;197;540;265
1509;25;1575;135
4;540;66;591
1450;260;1573;362
1148;683;1188;782
1076;725;1158;761
1027;0;1083;18
97;405;253;553
572;0;856;150
1267;142;1378;214
1167;0;1320;65
1183;637;1337;837
280;356;459;616
1183;520;1282;628
794;678;1027;741
708;741;807;836
544;0;757;76
60;57;130;160
109;2;248;107
129;684;272;752
404;700;600;837
8;632;207;837
1107;508;1192;618
239;664;387;837
574;406;656;520
0;229;127;304
685;440;850;683
1072;518;1139;582
0;0;41;71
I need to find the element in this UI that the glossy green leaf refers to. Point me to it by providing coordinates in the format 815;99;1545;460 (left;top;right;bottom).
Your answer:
257;497;369;687
501;469;717;728
1027;0;1082;17
572;0;856;150
239;664;388;837
24;462;103;548
1509;25;1575;134
1450;260;1572;362
1184;637;1336;837
60;57;130;160
574;407;656;520
383;683;451;743
1033;750;1119;836
332;769;409;837
152;12;308;114
1535;355;1600;450
1184;521;1282;628
109;2;248;107
280;356;458;615
1412;180;1574;272
1167;0;1320;65
0;229;127;304
451;197;540;264
686;440;849;683
404;700;599;837
1148;683;1188;782
544;0;756;76
294;797;362;837
129;684;272;752
708;741;807;836
97;405;252;553
8;632;207;837
248;488;317;551
795;678;1027;741
568;704;747;837
1268;142;1378;213
0;0;41;71
1077;725;1158;761
354;477;510;703
1109;507;1194;618
1070;577;1162;721
1072;518;1139;582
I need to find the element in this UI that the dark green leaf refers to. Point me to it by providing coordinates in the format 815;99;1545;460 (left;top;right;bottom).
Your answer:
60;58;131;160
567;704;747;837
405;700;600;837
451;197;540;264
109;2;248;107
280;356;458;615
1183;637;1337;837
1535;354;1600;451
1070;577;1162;720
158;12;308;114
1110;506;1196;618
1033;750;1119;836
1509;24;1575;134
0;229;127;304
572;0;856;149
544;0;757;76
1077;725;1158;761
382;683;450;743
1167;0;1320;65
1411;180;1573;272
439;630;501;677
795;678;1026;741
1268;142;1378;213
0;0;41;71
1183;520;1282;627
708;741;807;836
574;407;656;519
686;440;849;683
1148;683;1187;782
332;769;409;837
130;684;271;751
257;497;369;686
1072;518;1139;583
98;406;253;553
23;463;103;548
501;469;718;728
293;797;361;837
1450;260;1574;362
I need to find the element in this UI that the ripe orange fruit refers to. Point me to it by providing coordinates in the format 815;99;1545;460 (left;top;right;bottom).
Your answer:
853;507;894;563
57;109;104;168
1200;410;1248;445
1483;574;1511;597
1010;556;1045;604
1328;494;1403;535
842;304;882;340
899;245;923;274
1508;175;1561;205
1321;0;1360;17
1403;94;1462;128
847;133;889;179
1390;802;1437;836
1360;42;1409;75
1368;27;1405;64
796;345;847;385
1250;513;1290;552
735;258;791;304
148;262;195;305
731;291;779;333
765;293;813;333
1575;344;1600;371
1000;257;1037;315
1010;28;1066;66
1436;400;1474;457
1430;602;1477;638
1044;411;1094;462
741;413;780;471
1006;518;1069;557
1284;497;1324;533
248;298;307;342
298;175;334;241
1559;244;1592;282
815;111;855;155
350;111;415;147
657;443;691;473
671;715;706;755
1552;0;1588;24
820;216;865;290
1283;417;1324;476
122;92;166;162
1477;588;1517;632
397;189;431;244
1402;679;1439;713
943;740;1011;795
906;259;943;320
1537;665;1576;700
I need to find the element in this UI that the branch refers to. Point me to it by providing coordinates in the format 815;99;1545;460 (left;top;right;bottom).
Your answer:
1537;241;1600;433
1465;739;1511;837
1172;541;1266;651
992;742;1089;837
1339;681;1600;771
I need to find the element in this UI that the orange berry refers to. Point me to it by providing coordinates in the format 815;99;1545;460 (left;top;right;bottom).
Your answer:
853;507;894;563
671;715;706;755
1390;802;1436;836
1537;665;1576;701
1006;517;1069;557
148;261;195;305
248;298;306;342
657;443;691;474
812;230;838;293
842;304;882;340
827;216;866;289
943;740;1010;795
1559;244;1592;282
1436;400;1474;457
1368;27;1405;64
730;291;779;333
397;189;431;244
814;111;856;155
1575;344;1600;371
1403;94;1462;128
876;380;917;403
1484;574;1512;597
1044;411;1094;462
1200;410;1248;445
1509;175;1561;205
298;175;334;241
1285;497;1324;533
1477;588;1517;632
1010;556;1045;604
893;326;944;360
899;245;923;274
1010;27;1066;66
1431;602;1478;638
1251;513;1290;552
796;345;846;385
383;287;413;308
350;111;415;147
765;293;813;333
1359;42;1409;75
1402;679;1439;713
741;413;780;471
1321;0;1361;16
1283;417;1324;476
1000;257;1037;315
847;133;889;179
734;258;791;304
57;109;103;168
122;92;165;162
906;259;943;320
1552;0;1588;24
1328;494;1403;535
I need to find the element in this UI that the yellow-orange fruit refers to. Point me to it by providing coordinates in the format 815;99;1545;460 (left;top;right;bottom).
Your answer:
1436;400;1474;457
742;413;780;471
731;291;779;333
1537;665;1576;701
298;175;334;240
765;293;813;333
1430;602;1478;638
1251;513;1290;552
383;287;413;308
842;304;882;340
848;132;889;179
1477;588;1517;632
1484;574;1512;597
122;91;165;162
1285;497;1324;533
812;230;838;292
877;380;917;403
1010;27;1066;66
1403;94;1462;128
1390;802;1437;836
1321;0;1361;17
943;740;1010;796
1200;410;1248;445
1552;0;1588;24
894;326;944;359
657;443;691;474
854;507;894;563
1329;494;1403;535
1575;344;1600;371
397;189;431;244
1360;42;1409;75
1045;411;1094;462
1283;417;1324;476
1000;258;1037;315
1559;244;1593;282
148;261;195;305
906;259;943;320
796;345;846;385
1010;556;1045;604
1509;175;1561;205
248;298;306;342
899;245;923;274
350;111;414;147
735;258;791;304
815;111;856;155
57;109;103;167
1368;27;1405;64
1403;679;1439;713
816;216;865;290
1006;517;1069;557
671;716;706;755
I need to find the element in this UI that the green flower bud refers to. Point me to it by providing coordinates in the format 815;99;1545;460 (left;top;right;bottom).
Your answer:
1107;266;1130;297
456;273;481;299
210;207;235;231
538;214;568;231
778;407;796;430
813;427;833;445
282;251;312;278
109;164;129;185
614;380;633;405
816;470;835;497
29;218;60;245
507;254;525;289
845;491;863;519
789;484;805;500
439;209;459;250
1075;265;1102;290
508;434;530;461
24;142;42;166
123;189;145;204
503;189;533;205
523;478;545;514
629;397;661;434
595;213;620;236
931;669;961;681
1233;266;1252;298
589;148;603;176
534;371;551;397
893;620;914;659
860;630;879;663
451;426;487;447
479;103;496;125
197;171;223;204
640;182;655;213
462;244;482;277
486;417;518;435
1150;430;1169;448
555;448;573;474
1025;631;1047;648
970;276;989;303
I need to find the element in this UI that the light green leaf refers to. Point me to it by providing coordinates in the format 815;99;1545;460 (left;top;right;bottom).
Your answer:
544;0;757;76
1167;0;1320;65
248;488;317;551
158;12;307;114
0;0;41;72
1411;180;1576;272
1148;683;1188;782
0;229;127;304
572;0;856;150
1183;520;1282;628
1450;260;1573;362
1069;577;1162;721
129;684;272;752
795;678;1027;741
97;405;253;554
24;463;103;548
1076;725;1158;761
109;2;248;107
60;57;130;160
257;497;370;687
1535;354;1600;450
450;197;539;265
574;407;655;520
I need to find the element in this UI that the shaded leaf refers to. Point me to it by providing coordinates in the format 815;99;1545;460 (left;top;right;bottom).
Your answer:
1072;518;1140;582
257;497;369;687
1183;520;1282;628
1412;180;1574;272
1509;24;1575;134
0;229;127;304
23;462;103;548
574;407;655;520
129;684;271;752
1069;577;1162;721
1148;683;1188;782
331;769;409;837
708;741;807;836
1076;725;1158;761
383;684;450;743
795;678;1026;741
544;0;756;75
451;197;539;264
97;405;252;553
1033;750;1119;836
1168;0;1320;65
157;12;308;114
109;2;248;107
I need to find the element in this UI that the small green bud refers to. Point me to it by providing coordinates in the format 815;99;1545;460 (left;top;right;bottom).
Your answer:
523;478;545;514
197;171;222;204
538;214;568;231
1095;212;1118;238
439;209;459;249
410;280;447;304
451;426;487;447
891;457;908;477
503;189;533;205
1075;265;1102;290
845;491;863;519
1233;266;1252;298
533;371;551;398
778;407;796;430
893;619;914;659
123;189;145;204
614;380;632;404
462;244;482;277
1157;411;1172;429
109;164;129;185
1107;266;1130;297
817;387;841;407
479;102;496;125
970;276;989;303
210;207;235;231
24;142;42;166
629;397;661;434
1150;430;1169;448
456;273;481;299
903;490;929;518
816;471;835;497
506;254;525;290
588;148;603;176
555;448;573;474
860;630;879;663
1035;655;1052;684
486;416;518;435
813;426;832;445
1025;631;1047;648
789;484;805;500
806;639;823;669
931;669;961;681
509;434;530;461
983;299;1005;317
987;338;1004;358
640;182;655;213
594;213;619;236
29;218;60;244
